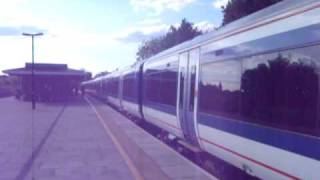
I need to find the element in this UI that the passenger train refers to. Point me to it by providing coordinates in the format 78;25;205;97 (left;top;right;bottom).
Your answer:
82;0;320;179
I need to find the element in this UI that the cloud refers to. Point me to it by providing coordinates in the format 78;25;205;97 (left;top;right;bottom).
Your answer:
0;26;46;36
0;0;29;23
0;0;138;74
116;24;169;43
117;19;217;44
212;0;229;9
118;31;152;43
194;21;216;32
139;18;163;25
0;0;27;12
130;0;197;14
0;0;50;37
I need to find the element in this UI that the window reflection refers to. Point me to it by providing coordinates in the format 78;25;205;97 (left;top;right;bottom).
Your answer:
123;73;136;100
199;45;320;136
144;59;178;107
107;78;119;97
199;60;241;117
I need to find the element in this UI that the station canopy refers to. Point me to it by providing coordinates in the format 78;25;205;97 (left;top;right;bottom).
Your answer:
3;63;89;77
2;63;91;102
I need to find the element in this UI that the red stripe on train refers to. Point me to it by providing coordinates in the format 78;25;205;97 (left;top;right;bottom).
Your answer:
200;137;301;180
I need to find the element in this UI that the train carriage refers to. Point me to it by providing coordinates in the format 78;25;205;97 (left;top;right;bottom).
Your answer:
82;0;320;179
81;77;103;97
105;71;122;109
120;63;143;119
142;54;183;138
192;1;320;179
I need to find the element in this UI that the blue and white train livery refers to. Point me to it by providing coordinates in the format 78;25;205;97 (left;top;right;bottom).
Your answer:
82;0;320;179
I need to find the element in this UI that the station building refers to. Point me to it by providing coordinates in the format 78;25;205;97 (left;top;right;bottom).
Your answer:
3;63;91;102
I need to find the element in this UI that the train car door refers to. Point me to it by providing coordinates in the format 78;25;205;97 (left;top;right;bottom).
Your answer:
178;48;200;146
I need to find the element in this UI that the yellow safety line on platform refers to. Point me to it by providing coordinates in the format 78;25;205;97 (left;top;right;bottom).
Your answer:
85;97;144;180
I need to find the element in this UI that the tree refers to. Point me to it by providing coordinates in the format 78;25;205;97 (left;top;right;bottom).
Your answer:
136;19;202;61
94;71;109;78
222;0;283;25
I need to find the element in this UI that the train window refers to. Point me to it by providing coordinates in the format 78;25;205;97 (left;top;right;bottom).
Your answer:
199;45;320;137
106;80;111;95
199;60;241;117
144;60;178;107
160;68;178;107
145;70;161;103
110;80;114;95
123;77;129;97
189;65;196;111
179;68;185;109
107;80;112;95
109;78;119;96
123;73;136;99
102;79;108;93
240;45;320;136
115;79;119;96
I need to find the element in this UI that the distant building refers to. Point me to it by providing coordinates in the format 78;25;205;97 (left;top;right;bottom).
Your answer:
3;63;91;102
0;75;15;98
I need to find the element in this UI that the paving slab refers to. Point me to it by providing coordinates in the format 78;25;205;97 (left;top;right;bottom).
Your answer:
88;96;217;180
32;98;134;180
0;97;134;180
0;96;218;180
0;97;61;180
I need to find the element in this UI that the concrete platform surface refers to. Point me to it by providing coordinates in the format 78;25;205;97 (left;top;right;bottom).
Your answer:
0;96;217;180
87;96;216;180
0;97;133;180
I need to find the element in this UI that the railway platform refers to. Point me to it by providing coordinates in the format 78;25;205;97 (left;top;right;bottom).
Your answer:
0;96;216;180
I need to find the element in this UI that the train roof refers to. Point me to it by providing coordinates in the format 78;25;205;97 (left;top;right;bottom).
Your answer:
145;0;317;62
84;0;317;83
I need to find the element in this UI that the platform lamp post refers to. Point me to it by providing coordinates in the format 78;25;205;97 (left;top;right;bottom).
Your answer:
22;32;43;110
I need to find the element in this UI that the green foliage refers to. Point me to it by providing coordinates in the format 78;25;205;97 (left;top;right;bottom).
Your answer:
222;0;283;25
136;19;202;61
94;71;109;78
136;1;285;61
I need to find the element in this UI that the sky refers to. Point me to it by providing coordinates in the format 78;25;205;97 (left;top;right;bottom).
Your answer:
0;0;229;75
